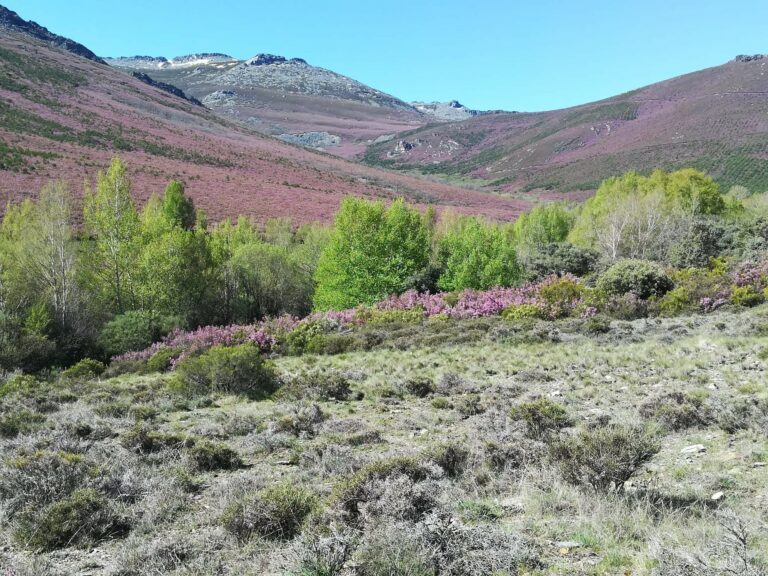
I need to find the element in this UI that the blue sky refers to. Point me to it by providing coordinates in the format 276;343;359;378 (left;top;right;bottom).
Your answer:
8;0;768;111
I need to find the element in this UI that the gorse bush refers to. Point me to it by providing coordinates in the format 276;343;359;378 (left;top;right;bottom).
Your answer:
597;259;674;299
60;358;105;381
98;311;179;358
173;344;277;398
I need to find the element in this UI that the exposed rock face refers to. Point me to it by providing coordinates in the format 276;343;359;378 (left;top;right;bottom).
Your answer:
0;4;104;63
131;72;202;106
105;54;236;69
734;54;765;63
411;100;481;121
278;131;341;148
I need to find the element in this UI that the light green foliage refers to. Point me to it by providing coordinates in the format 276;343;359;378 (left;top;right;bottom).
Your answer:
314;198;430;310
501;303;545;321
160;180;196;230
570;169;726;261
437;215;520;291
97;310;178;357
511;202;574;252
83;157;140;313
731;285;764;307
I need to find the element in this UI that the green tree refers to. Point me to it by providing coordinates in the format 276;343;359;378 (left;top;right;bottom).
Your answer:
313;197;430;310
160;180;196;230
83;157;140;313
511;202;574;251
437;216;520;291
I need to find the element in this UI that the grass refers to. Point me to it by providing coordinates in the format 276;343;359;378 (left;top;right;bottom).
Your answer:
2;307;768;573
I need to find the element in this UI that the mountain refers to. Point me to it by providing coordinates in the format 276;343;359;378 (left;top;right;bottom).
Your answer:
366;55;768;195
105;53;427;158
410;100;491;121
0;5;527;223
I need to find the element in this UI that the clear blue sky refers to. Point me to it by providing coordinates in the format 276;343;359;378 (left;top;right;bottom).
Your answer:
7;0;768;111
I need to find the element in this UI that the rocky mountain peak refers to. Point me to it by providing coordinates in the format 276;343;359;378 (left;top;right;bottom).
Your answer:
0;4;104;63
734;54;765;63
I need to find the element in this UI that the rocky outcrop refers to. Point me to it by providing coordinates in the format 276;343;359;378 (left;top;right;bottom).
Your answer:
735;54;765;63
171;53;234;65
411;100;481;121
0;4;104;63
278;131;341;148
130;72;202;106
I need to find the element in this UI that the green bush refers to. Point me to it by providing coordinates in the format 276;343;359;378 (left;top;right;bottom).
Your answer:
502;303;545;321
145;347;179;373
187;440;243;471
582;314;611;334
597;259;673;299
456;394;484;417
365;308;425;325
656;286;694;316
549;424;660;492
640;392;712;431
523;243;598;281
173;344;277;398
731;285;764;307
14;489;128;550
426;442;469;478
305;333;357;355
510;398;572;439
538;276;586;318
60;358;106;381
283;320;340;356
98;311;179;357
221;483;316;541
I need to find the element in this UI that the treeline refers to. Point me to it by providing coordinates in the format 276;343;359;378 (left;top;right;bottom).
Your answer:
2;158;767;371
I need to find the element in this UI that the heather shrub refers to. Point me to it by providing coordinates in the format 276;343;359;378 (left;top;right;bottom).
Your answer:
367;308;424;325
60;358;105;381
187;440;243;471
730;285;764;307
717;397;768;433
582;314;611;334
640;392;712;431
284;320;339;355
597;259;673;299
604;292;649;320
355;523;435;576
291;527;357;576
305;333;357;355
221;483;316;541
501;303;545;321
510;398;573;439
98;311;179;357
172;344;277;398
14;488;128;550
277;369;352;401
549;424;660;492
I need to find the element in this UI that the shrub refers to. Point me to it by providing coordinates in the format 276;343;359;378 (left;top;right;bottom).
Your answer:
426;443;469;478
272;403;325;437
98;311;179;357
501;303;545;321
510;399;572;439
456;394;484;417
431;397;452;410
549;424;660;492
14;489;128;550
277;370;352;401
332;457;433;524
367;309;424;325
523;243;598;280
404;377;435;398
283;320;336;355
355;524;435;576
292;527;357;576
173;344;277;398
597;259;673;299
0;409;46;438
640;392;712;431
458;499;504;522
730;285;764;307
582;314;611;334
60;358;105;381
187;440;243;471
305;333;357;355
221;483;316;541
604;292;649;320
145;347;179;373
656;286;694;316
537;275;586;318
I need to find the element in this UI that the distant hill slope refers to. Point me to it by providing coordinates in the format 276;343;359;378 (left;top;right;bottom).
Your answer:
366;55;768;194
105;53;427;158
0;6;528;223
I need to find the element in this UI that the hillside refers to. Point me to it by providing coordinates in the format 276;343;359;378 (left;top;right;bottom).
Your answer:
0;6;529;223
105;53;427;158
365;55;768;195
